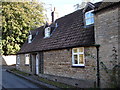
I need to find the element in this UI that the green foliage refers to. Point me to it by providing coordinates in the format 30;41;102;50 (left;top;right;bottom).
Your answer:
2;2;45;55
0;2;2;55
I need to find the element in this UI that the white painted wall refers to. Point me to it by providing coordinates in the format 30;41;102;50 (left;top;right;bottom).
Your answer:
2;55;16;65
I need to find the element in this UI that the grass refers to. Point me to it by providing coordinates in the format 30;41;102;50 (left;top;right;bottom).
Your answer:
37;77;76;88
10;68;31;76
10;68;76;88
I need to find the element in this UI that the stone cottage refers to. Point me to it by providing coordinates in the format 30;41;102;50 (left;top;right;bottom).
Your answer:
16;1;120;88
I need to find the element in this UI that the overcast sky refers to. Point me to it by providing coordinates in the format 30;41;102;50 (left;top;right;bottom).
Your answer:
40;0;102;22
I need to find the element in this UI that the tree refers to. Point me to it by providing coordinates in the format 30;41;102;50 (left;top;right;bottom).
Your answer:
0;2;2;54
2;1;45;55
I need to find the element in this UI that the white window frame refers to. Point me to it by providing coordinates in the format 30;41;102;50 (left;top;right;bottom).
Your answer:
17;55;20;65
44;27;51;38
72;47;85;66
25;54;30;65
85;10;94;25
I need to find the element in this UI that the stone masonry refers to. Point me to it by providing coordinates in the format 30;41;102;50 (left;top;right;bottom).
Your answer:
43;47;97;88
16;54;31;73
95;5;119;88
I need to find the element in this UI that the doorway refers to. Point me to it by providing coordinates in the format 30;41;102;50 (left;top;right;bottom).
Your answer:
32;52;43;75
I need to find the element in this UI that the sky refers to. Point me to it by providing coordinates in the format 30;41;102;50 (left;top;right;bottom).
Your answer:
40;0;103;22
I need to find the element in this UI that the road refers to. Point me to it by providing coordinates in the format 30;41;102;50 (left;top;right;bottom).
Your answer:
2;69;42;89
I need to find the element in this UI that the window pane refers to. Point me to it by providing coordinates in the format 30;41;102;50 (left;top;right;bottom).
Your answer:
91;13;94;17
45;27;50;37
85;12;93;19
79;54;84;64
25;54;29;64
86;17;95;25
73;49;77;53
74;55;78;64
91;17;94;24
26;59;29;64
86;19;91;25
86;12;91;17
17;55;20;64
85;13;89;19
85;11;94;25
46;33;49;37
88;12;91;17
79;48;83;52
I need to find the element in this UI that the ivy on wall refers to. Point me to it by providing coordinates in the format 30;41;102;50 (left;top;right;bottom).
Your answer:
100;46;119;88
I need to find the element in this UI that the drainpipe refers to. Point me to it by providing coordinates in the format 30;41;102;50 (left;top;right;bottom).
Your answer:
95;44;100;88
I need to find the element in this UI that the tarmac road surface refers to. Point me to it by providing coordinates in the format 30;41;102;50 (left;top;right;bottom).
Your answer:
2;69;42;89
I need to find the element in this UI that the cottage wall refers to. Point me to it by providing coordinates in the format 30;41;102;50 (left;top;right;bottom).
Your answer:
95;6;119;88
118;5;120;88
42;47;97;88
16;54;31;73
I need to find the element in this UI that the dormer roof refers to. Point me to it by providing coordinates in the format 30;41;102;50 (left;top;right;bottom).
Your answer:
83;2;95;13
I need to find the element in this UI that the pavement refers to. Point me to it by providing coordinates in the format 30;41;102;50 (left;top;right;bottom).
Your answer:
2;66;60;89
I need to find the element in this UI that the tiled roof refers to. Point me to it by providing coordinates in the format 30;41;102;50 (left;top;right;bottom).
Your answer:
18;5;97;54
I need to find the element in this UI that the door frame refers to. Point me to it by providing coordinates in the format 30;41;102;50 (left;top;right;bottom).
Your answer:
31;52;43;75
35;54;39;75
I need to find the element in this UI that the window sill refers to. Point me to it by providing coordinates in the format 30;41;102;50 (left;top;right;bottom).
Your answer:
72;65;85;68
16;64;19;66
84;24;94;28
44;36;50;39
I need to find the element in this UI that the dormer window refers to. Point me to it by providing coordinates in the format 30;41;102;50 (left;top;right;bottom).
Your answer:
28;34;32;43
45;27;51;38
85;10;94;25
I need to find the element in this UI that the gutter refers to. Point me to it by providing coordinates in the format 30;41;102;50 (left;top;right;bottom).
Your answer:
17;44;97;54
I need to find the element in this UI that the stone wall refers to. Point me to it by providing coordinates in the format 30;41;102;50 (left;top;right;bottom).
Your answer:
95;6;119;88
43;47;97;88
118;5;120;88
16;54;31;73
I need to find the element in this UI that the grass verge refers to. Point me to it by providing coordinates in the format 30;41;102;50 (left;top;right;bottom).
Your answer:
37;77;76;88
10;68;31;76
